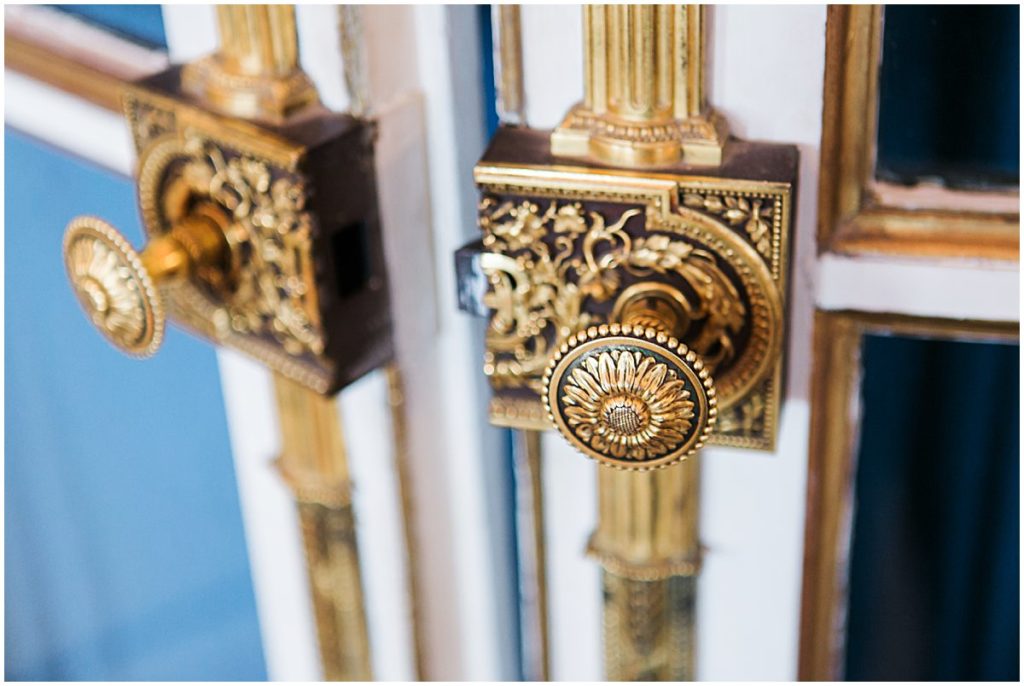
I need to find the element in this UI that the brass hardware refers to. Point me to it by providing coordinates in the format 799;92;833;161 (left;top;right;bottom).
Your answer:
59;4;392;395
603;572;696;680
273;374;372;680
456;3;798;681
588;390;702;680
543;323;716;470
182;5;319;122
588;401;702;678
464;160;791;451
551;5;728;167
591;458;700;580
63;210;228;357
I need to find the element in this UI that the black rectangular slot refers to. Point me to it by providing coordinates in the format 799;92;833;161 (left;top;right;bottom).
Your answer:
331;219;371;298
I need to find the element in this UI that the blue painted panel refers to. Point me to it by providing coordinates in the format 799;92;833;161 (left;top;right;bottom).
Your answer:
50;5;167;50
4;129;266;680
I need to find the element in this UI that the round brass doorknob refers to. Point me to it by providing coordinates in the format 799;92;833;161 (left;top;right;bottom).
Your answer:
542;323;717;471
63;210;228;357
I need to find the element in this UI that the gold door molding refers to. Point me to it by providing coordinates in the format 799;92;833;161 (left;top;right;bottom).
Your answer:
817;5;1019;261
799;311;1018;680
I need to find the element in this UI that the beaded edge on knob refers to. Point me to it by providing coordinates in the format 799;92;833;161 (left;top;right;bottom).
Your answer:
541;323;718;471
63;216;165;358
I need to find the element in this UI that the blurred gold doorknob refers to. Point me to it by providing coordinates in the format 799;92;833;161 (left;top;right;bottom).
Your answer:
63;206;229;357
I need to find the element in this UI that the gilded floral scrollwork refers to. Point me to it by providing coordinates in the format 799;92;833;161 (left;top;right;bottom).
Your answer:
479;196;747;393
182;137;323;356
715;391;765;436
480;198;636;391
626;235;745;367
682;192;774;258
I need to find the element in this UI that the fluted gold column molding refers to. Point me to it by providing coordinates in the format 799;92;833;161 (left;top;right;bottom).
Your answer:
552;4;728;167
553;5;717;680
182;5;319;122
274;375;372;681
589;461;700;580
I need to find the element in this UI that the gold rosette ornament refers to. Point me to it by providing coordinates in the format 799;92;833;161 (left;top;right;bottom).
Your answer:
62;208;229;358
64;217;166;357
544;324;717;470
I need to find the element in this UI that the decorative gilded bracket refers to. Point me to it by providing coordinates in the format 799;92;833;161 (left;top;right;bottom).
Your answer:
62;6;391;395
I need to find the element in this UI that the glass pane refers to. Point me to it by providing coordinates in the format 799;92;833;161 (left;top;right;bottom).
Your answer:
845;334;1019;680
876;5;1019;190
4;129;266;679
49;4;167;50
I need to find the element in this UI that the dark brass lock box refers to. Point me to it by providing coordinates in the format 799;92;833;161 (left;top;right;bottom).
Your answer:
63;19;391;395
456;7;797;466
123;68;392;393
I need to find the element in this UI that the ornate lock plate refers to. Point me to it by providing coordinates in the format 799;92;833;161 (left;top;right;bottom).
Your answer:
123;67;392;394
468;128;796;450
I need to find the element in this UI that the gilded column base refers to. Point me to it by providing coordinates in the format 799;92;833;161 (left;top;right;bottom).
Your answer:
550;105;729;168
181;55;320;123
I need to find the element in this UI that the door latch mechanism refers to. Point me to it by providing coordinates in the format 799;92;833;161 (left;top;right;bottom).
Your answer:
62;6;391;395
456;5;798;679
459;6;796;458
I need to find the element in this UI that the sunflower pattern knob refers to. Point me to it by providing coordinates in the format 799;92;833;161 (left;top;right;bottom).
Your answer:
543;324;717;470
63;217;165;357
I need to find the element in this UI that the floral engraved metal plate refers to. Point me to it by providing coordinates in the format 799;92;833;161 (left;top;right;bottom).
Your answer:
474;152;793;451
122;67;392;394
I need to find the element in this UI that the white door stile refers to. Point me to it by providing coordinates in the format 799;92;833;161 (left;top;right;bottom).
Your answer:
376;5;519;679
4;70;135;176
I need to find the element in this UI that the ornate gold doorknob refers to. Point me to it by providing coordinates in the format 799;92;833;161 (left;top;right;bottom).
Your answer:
63;207;228;357
542;288;717;471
